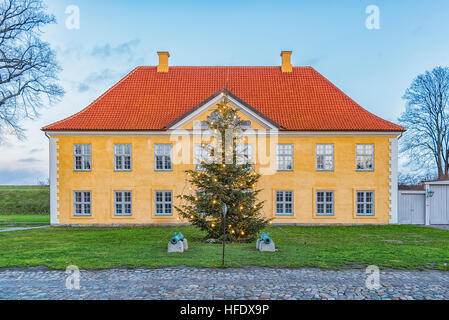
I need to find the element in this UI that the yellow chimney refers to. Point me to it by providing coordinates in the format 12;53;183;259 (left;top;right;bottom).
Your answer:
281;51;292;73
157;51;170;72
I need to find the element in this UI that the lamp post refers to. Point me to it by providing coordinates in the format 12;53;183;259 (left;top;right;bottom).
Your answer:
222;203;228;266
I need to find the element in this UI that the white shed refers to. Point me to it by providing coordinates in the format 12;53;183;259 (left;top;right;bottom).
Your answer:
398;180;449;225
424;180;449;225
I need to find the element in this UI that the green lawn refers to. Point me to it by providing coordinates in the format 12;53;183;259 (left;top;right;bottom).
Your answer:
0;186;49;215
0;214;50;224
0;225;448;270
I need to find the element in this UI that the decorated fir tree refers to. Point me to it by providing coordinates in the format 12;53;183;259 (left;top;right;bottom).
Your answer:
175;94;269;241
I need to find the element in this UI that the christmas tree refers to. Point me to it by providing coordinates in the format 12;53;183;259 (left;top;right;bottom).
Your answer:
176;94;270;241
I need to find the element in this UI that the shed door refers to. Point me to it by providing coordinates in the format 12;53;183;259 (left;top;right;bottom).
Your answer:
429;185;449;224
398;192;425;225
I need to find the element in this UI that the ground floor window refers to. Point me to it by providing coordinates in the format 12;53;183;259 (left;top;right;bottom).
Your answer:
155;191;173;216
275;191;293;216
316;191;334;216
114;191;132;216
356;191;374;216
74;191;92;216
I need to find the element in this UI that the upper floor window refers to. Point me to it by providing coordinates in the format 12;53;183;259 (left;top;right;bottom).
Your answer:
316;191;334;216
236;144;253;169
155;144;172;171
194;144;212;171
316;144;334;171
155;191;173;216
275;190;293;216
114;144;132;171
356;191;374;216
74;144;91;171
114;191;132;216
74;191;91;216
356;144;374;171
276;144;293;171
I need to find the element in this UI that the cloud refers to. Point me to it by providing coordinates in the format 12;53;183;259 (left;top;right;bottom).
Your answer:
91;39;140;58
77;82;90;93
0;168;47;185
18;157;41;163
29;148;43;154
77;69;121;93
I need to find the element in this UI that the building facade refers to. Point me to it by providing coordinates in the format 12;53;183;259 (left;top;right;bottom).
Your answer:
43;51;404;226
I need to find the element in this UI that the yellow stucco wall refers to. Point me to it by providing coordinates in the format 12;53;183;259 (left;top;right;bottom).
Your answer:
54;134;394;225
53;104;395;225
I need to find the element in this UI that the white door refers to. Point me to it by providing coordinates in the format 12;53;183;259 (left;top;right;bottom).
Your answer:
429;185;449;224
398;192;425;225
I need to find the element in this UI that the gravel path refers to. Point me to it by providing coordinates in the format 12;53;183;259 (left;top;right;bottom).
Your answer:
1;267;448;300
0;225;50;232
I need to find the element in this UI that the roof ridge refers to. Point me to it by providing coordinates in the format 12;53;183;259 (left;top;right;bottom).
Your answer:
136;66;314;68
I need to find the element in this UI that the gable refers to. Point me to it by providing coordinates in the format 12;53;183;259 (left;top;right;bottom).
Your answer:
169;90;279;131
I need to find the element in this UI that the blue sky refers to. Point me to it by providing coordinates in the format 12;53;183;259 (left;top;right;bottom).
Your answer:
1;0;449;184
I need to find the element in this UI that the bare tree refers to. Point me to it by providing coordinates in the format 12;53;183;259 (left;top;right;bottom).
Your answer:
0;0;64;139
399;67;449;179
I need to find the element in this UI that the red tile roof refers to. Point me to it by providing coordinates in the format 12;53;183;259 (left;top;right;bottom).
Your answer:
42;66;404;132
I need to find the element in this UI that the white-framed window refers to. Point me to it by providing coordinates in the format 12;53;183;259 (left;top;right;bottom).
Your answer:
236;144;253;168
356;144;374;171
73;144;91;171
155;191;173;216
316;144;334;171
155;144;172;171
114;191;132;216
194;144;212;171
276;144;293;171
73;191;92;216
275;191;293;216
356;191;375;216
114;144;132;171
316;191;334;216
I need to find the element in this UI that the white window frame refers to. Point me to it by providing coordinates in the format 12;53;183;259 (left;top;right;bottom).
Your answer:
155;191;173;216
73;191;92;216
276;144;293;171
194;144;212;171
316;191;334;216
114;191;132;216
275;190;294;216
73;144;92;171
356;144;374;171
356;191;375;216
316;144;334;171
154;144;173;171
114;144;132;171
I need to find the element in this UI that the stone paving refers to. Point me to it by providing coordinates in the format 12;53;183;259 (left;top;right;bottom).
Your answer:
0;267;448;300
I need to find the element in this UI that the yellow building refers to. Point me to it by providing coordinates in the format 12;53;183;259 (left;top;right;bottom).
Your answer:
42;51;404;226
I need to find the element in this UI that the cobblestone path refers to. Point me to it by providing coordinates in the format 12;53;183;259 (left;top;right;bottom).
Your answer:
1;267;448;300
